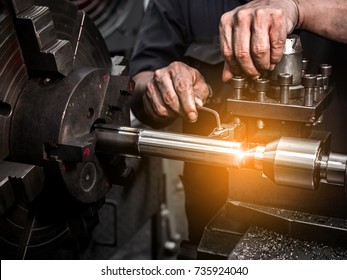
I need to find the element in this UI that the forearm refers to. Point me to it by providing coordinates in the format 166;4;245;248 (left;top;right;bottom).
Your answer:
296;0;347;43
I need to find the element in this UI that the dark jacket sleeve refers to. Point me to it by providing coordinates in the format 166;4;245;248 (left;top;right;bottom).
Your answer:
129;0;190;77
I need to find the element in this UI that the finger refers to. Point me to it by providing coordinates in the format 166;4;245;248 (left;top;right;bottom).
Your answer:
222;62;233;82
191;75;211;105
145;79;172;118
251;9;271;70
222;61;244;82
153;68;181;114
220;13;244;79
219;12;233;67
143;94;160;122
269;10;287;65
171;71;198;122
233;9;260;78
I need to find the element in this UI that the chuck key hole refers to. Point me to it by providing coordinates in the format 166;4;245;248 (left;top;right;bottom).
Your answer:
0;102;11;117
87;108;94;119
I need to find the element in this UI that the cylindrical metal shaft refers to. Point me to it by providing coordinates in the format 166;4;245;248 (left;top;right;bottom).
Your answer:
262;137;322;190
320;153;347;186
246;137;347;190
95;124;347;192
94;124;245;168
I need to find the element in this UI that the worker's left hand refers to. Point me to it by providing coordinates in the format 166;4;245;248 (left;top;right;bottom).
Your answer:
140;62;211;124
219;0;299;81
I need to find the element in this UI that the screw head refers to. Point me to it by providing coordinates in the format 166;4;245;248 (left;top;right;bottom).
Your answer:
319;64;332;76
231;76;246;89
254;78;269;91
302;58;309;69
302;74;317;88
278;73;293;86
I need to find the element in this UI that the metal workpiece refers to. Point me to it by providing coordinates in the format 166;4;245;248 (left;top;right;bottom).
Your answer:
231;76;245;100
261;137;322;190
302;74;317;107
278;73;293;104
270;34;303;85
95;124;246;168
95;125;141;157
95;124;347;192
244;137;347;191
254;78;269;102
320;153;347;186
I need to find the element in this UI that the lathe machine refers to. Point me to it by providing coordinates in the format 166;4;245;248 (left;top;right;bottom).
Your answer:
1;0;347;259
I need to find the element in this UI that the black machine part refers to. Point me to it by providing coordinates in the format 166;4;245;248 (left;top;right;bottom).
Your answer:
0;0;131;259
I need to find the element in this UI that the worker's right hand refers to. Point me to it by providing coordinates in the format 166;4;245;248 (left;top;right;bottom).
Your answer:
219;0;300;81
140;61;211;123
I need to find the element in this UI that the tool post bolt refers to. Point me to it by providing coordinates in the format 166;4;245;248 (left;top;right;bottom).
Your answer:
254;78;269;102
278;73;293;104
302;58;309;76
315;74;324;98
302;74;317;107
231;76;245;100
319;64;332;90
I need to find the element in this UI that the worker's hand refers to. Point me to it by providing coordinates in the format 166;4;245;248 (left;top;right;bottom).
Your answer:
219;0;299;81
142;62;210;123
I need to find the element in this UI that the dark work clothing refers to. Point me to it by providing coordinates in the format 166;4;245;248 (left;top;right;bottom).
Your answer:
129;0;247;244
130;0;248;77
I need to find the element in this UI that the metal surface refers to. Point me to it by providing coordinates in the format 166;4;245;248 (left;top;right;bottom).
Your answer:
70;0;138;39
243;137;347;190
13;0;74;76
0;9;28;160
270;34;303;85
0;161;44;212
34;0;111;70
302;74;317;107
95;125;246;168
262;137;322;190
227;87;333;124
0;0;133;259
278;73;293;104
254;78;269;102
231;76;245;100
196;205;347;260
95;124;347;196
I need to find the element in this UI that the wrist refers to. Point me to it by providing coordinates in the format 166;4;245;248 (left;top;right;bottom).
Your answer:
291;0;304;30
288;0;301;31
